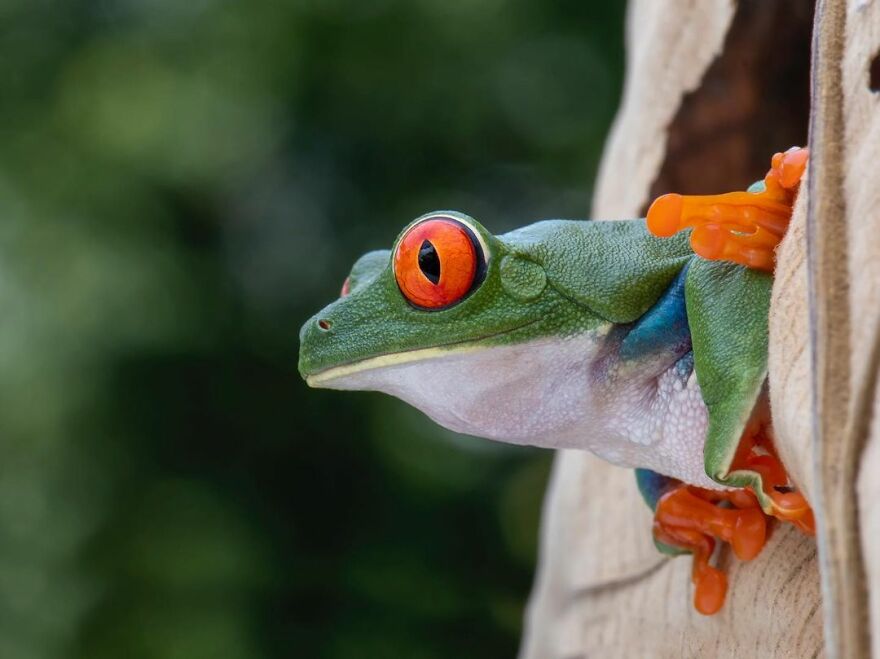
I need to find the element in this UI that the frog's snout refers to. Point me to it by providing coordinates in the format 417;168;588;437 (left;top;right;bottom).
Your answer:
298;313;332;381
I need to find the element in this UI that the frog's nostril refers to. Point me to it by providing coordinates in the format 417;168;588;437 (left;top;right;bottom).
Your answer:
317;319;332;331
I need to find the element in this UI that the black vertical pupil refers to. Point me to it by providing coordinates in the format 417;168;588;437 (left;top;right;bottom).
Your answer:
418;240;441;284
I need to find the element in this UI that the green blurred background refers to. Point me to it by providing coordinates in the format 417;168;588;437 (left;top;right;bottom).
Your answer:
1;1;625;657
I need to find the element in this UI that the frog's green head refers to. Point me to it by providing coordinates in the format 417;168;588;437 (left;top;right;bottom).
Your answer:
300;211;582;380
297;211;618;441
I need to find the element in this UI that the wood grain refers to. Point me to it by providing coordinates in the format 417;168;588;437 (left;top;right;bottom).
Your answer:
769;179;814;496
807;0;872;657
842;0;880;656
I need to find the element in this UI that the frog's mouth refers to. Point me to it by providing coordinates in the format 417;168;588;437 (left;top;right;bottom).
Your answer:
306;343;485;388
304;317;544;388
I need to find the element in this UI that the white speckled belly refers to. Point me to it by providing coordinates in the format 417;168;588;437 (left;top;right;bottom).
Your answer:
583;353;715;488
316;331;720;489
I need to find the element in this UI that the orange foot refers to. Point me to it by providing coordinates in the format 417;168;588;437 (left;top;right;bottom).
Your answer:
654;486;766;615
646;146;809;272
653;428;814;615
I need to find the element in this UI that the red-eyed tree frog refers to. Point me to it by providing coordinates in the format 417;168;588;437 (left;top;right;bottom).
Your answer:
298;147;811;615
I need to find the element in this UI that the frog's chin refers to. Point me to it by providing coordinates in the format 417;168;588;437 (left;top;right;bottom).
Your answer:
308;330;724;489
306;333;611;448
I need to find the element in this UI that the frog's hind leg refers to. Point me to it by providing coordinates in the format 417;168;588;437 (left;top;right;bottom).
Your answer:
727;416;816;534
635;468;767;614
652;484;767;615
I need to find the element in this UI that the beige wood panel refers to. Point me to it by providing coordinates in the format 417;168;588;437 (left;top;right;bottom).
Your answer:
769;178;814;497
843;0;880;656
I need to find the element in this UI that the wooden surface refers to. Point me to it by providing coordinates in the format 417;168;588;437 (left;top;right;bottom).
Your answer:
769;181;814;496
841;0;880;657
771;0;880;654
519;1;828;656
807;0;865;656
842;0;880;656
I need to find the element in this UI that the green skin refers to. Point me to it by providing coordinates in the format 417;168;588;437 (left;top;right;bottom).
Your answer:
299;210;775;513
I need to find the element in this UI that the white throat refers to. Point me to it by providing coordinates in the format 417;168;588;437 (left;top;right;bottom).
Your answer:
316;333;608;445
311;332;718;489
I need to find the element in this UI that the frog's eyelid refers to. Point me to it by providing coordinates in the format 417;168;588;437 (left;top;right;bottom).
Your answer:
448;216;490;264
399;213;491;267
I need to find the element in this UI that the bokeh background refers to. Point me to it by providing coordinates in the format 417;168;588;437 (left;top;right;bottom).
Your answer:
2;1;625;657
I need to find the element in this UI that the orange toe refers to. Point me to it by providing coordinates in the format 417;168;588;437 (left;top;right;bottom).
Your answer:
646;193;684;237
774;147;809;190
694;563;728;616
653;484;768;615
731;508;766;561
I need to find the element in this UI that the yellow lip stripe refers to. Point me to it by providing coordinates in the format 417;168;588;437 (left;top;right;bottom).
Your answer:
306;343;484;387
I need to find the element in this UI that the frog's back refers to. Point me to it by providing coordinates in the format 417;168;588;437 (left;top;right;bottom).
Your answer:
499;218;694;324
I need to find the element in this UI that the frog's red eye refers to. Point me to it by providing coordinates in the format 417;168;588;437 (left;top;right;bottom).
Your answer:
393;217;483;309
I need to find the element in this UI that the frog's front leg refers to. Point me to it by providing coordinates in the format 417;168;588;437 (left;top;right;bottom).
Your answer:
646;146;808;272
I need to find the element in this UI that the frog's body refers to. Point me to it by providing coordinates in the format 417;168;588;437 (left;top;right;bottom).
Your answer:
298;147;811;615
301;216;770;496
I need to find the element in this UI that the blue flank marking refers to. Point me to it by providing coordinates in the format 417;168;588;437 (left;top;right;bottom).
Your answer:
619;264;691;362
635;468;678;511
635;469;690;556
674;351;694;378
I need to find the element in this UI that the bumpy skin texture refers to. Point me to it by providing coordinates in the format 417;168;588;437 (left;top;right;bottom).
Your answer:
299;211;772;497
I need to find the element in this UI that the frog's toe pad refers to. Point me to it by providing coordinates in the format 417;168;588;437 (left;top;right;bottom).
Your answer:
731;508;766;561
771;146;809;190
694;564;727;616
645;193;684;238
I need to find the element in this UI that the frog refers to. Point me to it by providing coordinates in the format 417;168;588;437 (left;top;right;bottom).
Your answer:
298;147;812;615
